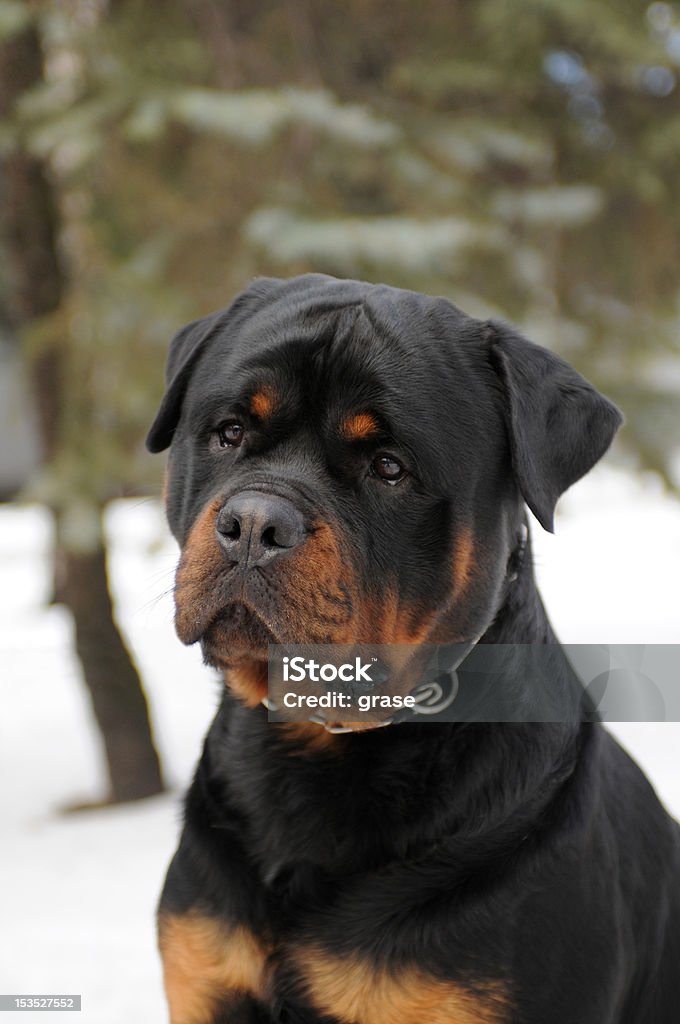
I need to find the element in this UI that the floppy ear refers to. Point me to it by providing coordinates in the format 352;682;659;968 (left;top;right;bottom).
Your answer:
145;277;282;454
145;312;223;453
487;320;623;532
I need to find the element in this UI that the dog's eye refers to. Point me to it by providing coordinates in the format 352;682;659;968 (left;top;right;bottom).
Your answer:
216;421;244;448
372;455;405;484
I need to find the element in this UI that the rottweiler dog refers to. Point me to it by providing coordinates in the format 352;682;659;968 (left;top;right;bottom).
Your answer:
146;275;680;1024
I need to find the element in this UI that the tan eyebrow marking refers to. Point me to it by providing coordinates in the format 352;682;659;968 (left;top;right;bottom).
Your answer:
340;412;380;442
249;387;278;420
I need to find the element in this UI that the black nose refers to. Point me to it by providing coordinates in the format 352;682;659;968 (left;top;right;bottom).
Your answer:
215;490;306;569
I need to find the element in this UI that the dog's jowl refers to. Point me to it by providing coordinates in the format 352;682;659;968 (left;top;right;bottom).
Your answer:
147;275;680;1024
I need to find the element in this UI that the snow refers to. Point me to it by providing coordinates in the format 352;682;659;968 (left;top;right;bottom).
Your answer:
1;466;679;1022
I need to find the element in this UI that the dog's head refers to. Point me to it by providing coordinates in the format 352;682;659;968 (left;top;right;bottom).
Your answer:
147;274;621;706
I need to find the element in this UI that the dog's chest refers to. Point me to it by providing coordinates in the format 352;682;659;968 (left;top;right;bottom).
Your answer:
160;902;509;1024
273;942;509;1024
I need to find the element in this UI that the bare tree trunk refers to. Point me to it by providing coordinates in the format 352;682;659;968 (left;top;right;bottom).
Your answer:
0;23;63;457
0;24;164;804
62;535;164;802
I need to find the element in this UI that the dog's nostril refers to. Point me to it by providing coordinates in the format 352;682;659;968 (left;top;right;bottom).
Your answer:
261;524;279;548
221;515;241;541
261;522;297;549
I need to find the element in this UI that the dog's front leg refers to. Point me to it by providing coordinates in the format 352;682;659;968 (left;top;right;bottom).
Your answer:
158;907;274;1023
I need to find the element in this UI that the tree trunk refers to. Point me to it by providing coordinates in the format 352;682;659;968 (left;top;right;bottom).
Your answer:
0;24;165;803
61;530;164;803
0;22;63;458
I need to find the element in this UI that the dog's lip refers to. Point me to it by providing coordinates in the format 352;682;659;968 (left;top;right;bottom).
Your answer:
206;600;279;640
177;593;279;647
201;633;273;671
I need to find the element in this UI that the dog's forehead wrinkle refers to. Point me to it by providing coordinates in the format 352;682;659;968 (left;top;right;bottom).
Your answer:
190;292;486;433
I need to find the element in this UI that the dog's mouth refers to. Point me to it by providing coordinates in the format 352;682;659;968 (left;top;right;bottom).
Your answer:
200;602;277;667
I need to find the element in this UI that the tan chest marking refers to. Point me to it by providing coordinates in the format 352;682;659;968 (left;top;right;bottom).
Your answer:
295;947;508;1024
158;913;269;1023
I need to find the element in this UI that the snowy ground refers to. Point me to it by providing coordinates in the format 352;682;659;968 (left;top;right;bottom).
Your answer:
1;465;679;1022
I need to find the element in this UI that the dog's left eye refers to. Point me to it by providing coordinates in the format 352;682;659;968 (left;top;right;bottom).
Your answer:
216;421;245;448
372;455;405;484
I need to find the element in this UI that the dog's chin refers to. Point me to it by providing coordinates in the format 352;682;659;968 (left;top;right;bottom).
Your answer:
201;603;277;668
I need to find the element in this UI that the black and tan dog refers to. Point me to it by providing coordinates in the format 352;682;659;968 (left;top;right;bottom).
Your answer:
146;275;680;1024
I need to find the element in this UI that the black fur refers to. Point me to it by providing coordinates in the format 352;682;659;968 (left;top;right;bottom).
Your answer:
148;274;679;1024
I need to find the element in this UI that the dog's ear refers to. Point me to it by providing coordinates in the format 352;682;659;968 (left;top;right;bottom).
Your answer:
145;278;281;454
487;321;623;532
145;312;222;453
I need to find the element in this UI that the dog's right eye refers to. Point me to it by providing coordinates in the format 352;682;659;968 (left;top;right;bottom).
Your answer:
215;421;245;448
371;454;406;484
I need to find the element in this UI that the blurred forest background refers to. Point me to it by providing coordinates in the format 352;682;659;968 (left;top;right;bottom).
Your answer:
1;0;679;803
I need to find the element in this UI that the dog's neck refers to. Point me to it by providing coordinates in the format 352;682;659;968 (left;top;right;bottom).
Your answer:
483;522;557;644
201;700;593;887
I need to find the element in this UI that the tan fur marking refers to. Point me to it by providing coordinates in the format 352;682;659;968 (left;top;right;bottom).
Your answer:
174;497;224;644
158;913;268;1024
225;663;268;708
250;387;278;420
452;527;476;595
340;412;380;442
277;521;356;640
356;589;435;647
297;948;507;1024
